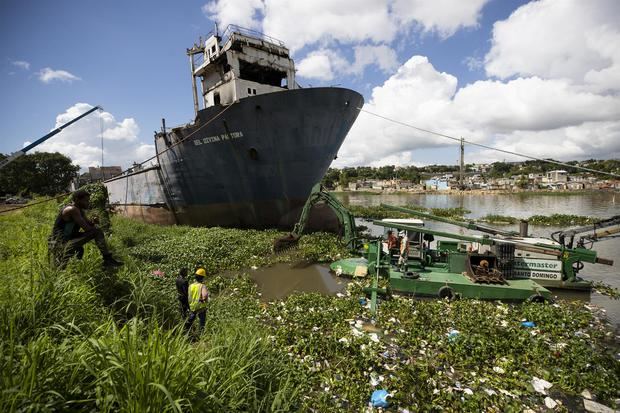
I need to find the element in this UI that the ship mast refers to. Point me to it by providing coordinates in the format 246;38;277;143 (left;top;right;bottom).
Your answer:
187;38;204;117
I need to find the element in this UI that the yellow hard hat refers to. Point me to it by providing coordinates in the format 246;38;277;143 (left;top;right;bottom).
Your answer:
195;268;206;277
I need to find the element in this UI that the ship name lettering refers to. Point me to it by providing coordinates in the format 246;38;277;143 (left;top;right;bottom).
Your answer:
194;131;243;145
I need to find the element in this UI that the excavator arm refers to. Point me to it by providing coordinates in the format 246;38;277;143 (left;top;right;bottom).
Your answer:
274;183;358;252
0;105;102;171
551;215;620;248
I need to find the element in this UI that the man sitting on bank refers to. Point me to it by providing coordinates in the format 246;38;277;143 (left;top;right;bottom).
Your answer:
49;189;123;268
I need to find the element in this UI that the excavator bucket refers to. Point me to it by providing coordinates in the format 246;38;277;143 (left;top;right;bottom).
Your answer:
272;183;358;253
273;233;300;253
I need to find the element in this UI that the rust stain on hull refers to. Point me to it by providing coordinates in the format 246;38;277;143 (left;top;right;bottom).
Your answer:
114;205;177;225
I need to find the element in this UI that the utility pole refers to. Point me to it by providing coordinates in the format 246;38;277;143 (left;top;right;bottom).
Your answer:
459;137;465;190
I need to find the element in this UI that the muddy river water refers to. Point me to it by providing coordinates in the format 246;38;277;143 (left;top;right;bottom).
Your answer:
251;262;347;300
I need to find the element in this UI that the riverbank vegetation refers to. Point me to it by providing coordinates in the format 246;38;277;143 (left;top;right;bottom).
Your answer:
346;204;600;227
1;196;618;411
321;159;620;189
348;204;470;221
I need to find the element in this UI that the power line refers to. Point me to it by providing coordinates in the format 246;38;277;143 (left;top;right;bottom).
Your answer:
358;108;620;179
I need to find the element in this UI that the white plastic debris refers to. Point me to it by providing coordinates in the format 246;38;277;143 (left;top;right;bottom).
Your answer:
369;333;380;343
531;377;553;395
338;337;349;344
575;330;591;338
498;389;516;398
581;389;592;400
484;389;496;396
251;265;258;270
369;373;384;387
583;399;616;413
351;327;364;337
463;388;473;396
545;397;558;409
447;329;460;341
493;366;505;374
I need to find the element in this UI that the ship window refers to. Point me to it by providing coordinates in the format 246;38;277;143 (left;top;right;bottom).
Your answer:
239;59;286;87
252;89;257;94
248;147;258;160
211;45;216;54
214;92;220;105
247;87;251;94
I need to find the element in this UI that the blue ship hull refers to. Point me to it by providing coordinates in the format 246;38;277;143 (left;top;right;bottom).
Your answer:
107;87;363;228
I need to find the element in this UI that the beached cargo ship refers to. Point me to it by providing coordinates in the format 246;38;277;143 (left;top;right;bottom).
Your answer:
105;25;363;228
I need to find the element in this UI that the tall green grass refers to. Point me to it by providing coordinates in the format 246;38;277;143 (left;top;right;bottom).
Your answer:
3;195;618;411
0;200;302;412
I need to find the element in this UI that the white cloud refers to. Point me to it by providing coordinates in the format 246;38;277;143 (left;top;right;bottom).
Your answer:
334;55;620;167
452;77;620;133
297;45;398;81
262;0;396;51
484;0;620;92
32;103;154;170
204;0;490;51
10;59;30;70
297;52;336;81
202;0;264;31
350;45;399;75
463;56;483;72
392;0;490;38
37;67;81;84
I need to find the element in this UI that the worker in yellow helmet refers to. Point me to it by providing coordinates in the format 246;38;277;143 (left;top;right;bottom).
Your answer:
185;267;209;333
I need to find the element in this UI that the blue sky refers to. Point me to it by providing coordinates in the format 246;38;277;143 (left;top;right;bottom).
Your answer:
1;0;619;169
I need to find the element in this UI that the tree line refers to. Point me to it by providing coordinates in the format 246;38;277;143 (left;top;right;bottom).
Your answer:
0;152;79;197
322;159;620;189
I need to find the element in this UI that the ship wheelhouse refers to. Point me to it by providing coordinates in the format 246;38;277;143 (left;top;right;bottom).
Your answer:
187;25;297;115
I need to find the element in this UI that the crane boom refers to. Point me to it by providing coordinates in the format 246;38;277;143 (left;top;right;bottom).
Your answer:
0;105;102;171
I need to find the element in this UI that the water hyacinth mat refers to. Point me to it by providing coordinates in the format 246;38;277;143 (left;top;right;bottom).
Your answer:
252;281;620;412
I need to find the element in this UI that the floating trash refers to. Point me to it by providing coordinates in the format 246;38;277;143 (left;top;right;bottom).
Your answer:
531;377;553;395
447;329;460;341
370;389;390;408
521;321;536;328
583;399;616;413
544;397;558;409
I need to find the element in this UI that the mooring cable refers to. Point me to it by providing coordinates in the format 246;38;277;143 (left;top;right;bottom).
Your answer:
358;107;620;179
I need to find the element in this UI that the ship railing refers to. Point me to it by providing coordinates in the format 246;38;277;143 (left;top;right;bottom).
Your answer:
221;24;286;48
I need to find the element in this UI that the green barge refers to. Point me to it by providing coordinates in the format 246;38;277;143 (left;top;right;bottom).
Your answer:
332;239;551;302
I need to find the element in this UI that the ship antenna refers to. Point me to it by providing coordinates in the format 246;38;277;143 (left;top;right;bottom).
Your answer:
215;22;219;37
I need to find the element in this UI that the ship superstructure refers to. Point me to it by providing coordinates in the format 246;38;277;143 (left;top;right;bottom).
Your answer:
188;26;297;112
